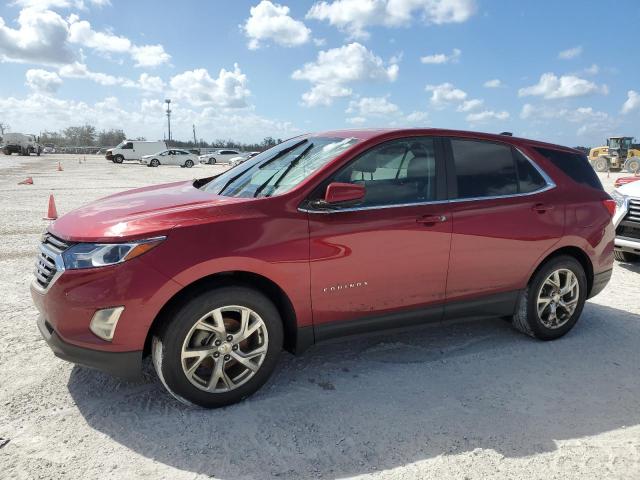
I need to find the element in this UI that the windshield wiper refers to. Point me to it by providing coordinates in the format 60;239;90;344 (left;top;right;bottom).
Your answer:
216;139;308;196
256;143;314;198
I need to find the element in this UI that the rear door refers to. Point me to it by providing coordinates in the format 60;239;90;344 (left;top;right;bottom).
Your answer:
443;137;564;314
306;137;452;330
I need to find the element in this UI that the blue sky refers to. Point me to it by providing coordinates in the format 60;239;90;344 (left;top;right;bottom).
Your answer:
0;0;639;145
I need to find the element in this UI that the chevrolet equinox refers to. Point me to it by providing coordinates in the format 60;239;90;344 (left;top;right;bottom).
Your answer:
32;129;615;408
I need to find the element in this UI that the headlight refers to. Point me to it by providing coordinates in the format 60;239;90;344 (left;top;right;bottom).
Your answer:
62;236;165;270
610;190;627;210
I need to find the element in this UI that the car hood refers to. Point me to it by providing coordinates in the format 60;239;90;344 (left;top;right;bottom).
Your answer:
49;180;251;242
619;180;640;197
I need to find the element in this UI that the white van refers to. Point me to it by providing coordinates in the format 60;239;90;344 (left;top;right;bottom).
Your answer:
106;140;166;163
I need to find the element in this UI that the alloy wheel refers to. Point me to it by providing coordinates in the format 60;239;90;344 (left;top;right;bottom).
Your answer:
536;268;580;329
180;306;268;393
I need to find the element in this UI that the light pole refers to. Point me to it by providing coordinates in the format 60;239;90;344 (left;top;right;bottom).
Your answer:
165;99;172;143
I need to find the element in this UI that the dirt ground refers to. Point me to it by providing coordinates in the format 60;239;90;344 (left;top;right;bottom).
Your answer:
0;153;639;480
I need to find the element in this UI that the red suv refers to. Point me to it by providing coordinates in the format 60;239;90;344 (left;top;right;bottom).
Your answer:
32;129;615;408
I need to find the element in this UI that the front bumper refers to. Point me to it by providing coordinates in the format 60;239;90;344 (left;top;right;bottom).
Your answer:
37;314;142;380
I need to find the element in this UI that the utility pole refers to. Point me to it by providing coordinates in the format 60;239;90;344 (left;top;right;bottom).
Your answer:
164;99;172;143
193;124;197;145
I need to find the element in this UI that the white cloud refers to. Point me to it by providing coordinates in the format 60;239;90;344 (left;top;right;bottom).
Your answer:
583;64;599;75
68;16;170;67
0;93;299;143
519;103;614;137
170;64;251;109
405;110;428;123
466;110;509;123
307;0;476;39
0;7;75;64
57;62;165;92
558;46;582;60
13;0;111;9
456;98;483;112
130;44;171;68
59;61;122;85
292;42;398;106
346;116;366;124
243;0;311;49
68;18;130;52
483;78;502;88
425;82;466;108
25;68;62;93
518;72;607;99
346;96;400;116
420;47;460;64
621;90;640;114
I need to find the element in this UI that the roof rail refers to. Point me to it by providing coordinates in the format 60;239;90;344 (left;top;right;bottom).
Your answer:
500;132;513;136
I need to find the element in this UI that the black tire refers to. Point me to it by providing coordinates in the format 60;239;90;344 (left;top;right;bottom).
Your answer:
614;250;640;262
152;286;283;408
2;148;10;155
150;159;160;167
512;255;587;340
208;157;216;165
114;154;124;164
185;160;194;168
625;157;640;174
592;157;608;172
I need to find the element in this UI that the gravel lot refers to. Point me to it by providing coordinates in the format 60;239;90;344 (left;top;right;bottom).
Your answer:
1;154;639;479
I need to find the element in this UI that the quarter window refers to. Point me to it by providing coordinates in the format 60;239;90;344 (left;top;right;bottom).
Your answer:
330;138;437;207
451;139;517;199
514;148;547;193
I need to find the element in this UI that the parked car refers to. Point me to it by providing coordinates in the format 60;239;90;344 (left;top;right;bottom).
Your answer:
106;140;167;163
199;149;242;165
141;149;198;168
31;128;615;408
229;151;260;167
611;179;640;262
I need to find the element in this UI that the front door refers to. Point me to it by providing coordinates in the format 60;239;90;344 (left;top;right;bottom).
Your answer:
306;137;452;330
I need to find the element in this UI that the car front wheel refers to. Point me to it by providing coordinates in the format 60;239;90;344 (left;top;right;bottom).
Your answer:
150;159;160;167
185;159;194;168
512;255;587;340
152;286;283;408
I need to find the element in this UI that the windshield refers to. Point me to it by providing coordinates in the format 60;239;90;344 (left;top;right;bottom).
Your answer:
201;136;358;198
622;138;633;148
609;138;621;149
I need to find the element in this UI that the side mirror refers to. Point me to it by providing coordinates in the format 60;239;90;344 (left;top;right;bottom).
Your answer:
324;182;365;205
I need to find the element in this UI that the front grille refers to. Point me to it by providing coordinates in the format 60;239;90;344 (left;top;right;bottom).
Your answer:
616;198;640;240
34;234;70;290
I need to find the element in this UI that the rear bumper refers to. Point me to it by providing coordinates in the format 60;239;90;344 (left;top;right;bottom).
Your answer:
589;268;613;299
38;314;142;380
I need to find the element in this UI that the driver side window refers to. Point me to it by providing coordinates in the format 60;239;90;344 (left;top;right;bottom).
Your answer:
330;138;437;208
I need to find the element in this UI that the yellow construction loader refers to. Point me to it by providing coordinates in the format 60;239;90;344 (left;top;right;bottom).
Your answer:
589;136;640;172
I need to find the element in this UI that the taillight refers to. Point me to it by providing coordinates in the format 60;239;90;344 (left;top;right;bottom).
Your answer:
602;199;616;217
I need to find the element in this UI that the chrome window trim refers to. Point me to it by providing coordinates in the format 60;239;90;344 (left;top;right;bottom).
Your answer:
299;146;556;214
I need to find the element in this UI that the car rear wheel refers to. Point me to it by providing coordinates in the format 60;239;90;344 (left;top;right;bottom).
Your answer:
614;250;640;262
150;159;160;167
512;255;587;340
185;159;194;168
152;286;283;408
208;157;216;165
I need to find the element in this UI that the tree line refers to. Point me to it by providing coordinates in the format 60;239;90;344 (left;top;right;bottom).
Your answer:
36;124;282;151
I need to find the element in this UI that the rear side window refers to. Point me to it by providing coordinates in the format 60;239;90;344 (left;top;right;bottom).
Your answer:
450;139;517;198
533;147;603;190
514;149;547;193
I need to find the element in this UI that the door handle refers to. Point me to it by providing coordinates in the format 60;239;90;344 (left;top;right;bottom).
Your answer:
531;203;555;213
416;214;448;225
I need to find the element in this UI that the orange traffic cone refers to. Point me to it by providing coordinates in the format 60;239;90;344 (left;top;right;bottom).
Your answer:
57;161;63;171
43;195;58;221
18;177;34;185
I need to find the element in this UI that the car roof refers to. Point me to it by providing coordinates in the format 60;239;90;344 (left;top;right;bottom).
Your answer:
310;128;580;154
